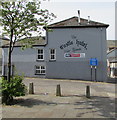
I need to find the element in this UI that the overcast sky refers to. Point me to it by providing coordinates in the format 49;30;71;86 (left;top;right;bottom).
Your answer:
41;0;116;40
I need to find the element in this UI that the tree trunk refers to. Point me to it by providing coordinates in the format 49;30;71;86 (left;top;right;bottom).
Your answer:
8;29;13;82
8;47;12;82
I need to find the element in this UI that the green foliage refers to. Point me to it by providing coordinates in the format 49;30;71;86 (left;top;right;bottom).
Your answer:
0;1;56;48
1;75;27;105
0;0;56;82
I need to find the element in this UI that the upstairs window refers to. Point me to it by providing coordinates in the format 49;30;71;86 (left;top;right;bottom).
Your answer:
37;49;44;60
50;49;56;61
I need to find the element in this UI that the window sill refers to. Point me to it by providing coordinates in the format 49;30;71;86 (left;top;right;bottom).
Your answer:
35;74;46;75
49;60;56;62
36;59;45;62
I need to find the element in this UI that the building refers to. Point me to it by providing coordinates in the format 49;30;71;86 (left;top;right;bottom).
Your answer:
107;40;117;51
2;16;109;82
2;36;46;77
107;47;117;78
107;40;117;78
0;36;9;58
0;36;9;75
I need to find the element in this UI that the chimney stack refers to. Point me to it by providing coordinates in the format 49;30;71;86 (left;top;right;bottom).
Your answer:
88;16;90;24
78;10;80;24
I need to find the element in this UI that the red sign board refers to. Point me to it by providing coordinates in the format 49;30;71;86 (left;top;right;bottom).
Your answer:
71;53;80;57
64;53;85;58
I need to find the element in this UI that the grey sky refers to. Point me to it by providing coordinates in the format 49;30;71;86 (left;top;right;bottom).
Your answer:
115;1;117;40
41;1;115;40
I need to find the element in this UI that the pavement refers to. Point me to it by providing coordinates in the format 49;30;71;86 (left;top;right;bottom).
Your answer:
1;78;116;119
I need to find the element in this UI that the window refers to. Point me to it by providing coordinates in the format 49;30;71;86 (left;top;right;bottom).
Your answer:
50;49;56;61
35;66;46;75
37;49;44;60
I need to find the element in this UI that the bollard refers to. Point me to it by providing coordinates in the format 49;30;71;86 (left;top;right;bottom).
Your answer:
56;84;61;96
29;82;34;94
86;85;90;98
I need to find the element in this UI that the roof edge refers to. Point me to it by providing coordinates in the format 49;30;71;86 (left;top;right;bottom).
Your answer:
47;16;109;28
46;25;109;29
2;44;47;48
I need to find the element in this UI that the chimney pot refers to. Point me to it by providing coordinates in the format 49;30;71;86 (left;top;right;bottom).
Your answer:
78;10;80;24
88;16;90;24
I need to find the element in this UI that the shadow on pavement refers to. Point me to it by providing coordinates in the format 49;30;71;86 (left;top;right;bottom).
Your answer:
13;97;72;107
13;94;116;118
9;84;116;119
74;96;116;118
61;95;85;97
13;98;57;108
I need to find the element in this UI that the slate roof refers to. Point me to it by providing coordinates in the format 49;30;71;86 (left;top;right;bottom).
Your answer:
15;36;46;46
2;36;46;48
107;40;117;48
0;36;9;41
107;48;117;63
48;16;109;28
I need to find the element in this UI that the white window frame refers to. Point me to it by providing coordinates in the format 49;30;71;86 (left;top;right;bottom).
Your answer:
49;49;56;61
37;49;44;61
35;66;46;75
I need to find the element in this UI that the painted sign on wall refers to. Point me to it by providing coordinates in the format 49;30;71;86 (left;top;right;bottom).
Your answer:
64;53;85;58
60;35;88;50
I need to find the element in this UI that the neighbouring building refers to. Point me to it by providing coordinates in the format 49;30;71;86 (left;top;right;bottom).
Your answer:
0;36;9;75
2;36;46;77
107;47;117;78
107;40;117;78
2;16;109;82
107;40;117;52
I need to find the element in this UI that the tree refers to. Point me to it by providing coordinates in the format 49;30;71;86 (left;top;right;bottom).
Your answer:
0;1;56;82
